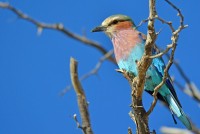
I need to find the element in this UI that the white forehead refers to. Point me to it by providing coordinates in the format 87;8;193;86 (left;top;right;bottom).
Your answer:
102;16;119;26
101;15;131;26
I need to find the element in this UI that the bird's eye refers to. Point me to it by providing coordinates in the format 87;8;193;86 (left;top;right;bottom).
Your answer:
112;20;119;25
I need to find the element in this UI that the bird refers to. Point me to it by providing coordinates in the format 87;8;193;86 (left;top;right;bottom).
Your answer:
92;14;192;130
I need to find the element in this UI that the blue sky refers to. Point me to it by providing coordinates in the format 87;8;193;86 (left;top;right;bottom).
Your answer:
0;0;200;134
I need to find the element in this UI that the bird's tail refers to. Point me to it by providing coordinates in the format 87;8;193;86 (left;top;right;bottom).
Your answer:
165;94;192;130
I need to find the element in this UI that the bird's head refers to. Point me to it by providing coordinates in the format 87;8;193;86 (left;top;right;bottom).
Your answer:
92;14;135;37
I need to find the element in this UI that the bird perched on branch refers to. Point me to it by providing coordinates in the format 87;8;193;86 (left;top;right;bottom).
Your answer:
92;14;192;130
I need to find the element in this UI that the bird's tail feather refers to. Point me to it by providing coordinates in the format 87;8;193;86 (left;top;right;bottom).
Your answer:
166;94;192;130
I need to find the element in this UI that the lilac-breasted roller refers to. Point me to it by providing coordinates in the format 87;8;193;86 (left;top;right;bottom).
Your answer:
92;14;192;130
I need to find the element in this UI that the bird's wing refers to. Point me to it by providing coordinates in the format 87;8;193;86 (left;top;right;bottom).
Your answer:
152;48;182;107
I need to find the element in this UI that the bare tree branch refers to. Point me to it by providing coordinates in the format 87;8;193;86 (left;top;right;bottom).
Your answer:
135;0;156;99
70;57;93;134
0;2;116;64
120;70;150;134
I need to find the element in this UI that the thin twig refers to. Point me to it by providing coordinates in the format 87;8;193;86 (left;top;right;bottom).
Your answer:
80;49;114;80
164;0;184;26
150;44;173;59
70;57;93;134
136;19;149;28
128;127;133;134
60;50;114;96
156;16;175;32
73;114;83;129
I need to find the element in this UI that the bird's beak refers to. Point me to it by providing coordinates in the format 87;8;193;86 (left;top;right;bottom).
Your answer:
91;26;107;32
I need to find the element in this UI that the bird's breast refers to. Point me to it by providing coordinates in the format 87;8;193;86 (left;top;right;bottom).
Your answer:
111;29;145;73
111;29;143;62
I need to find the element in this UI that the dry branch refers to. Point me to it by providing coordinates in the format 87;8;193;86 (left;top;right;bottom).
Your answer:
135;0;156;99
121;70;150;134
0;2;116;64
70;57;93;134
